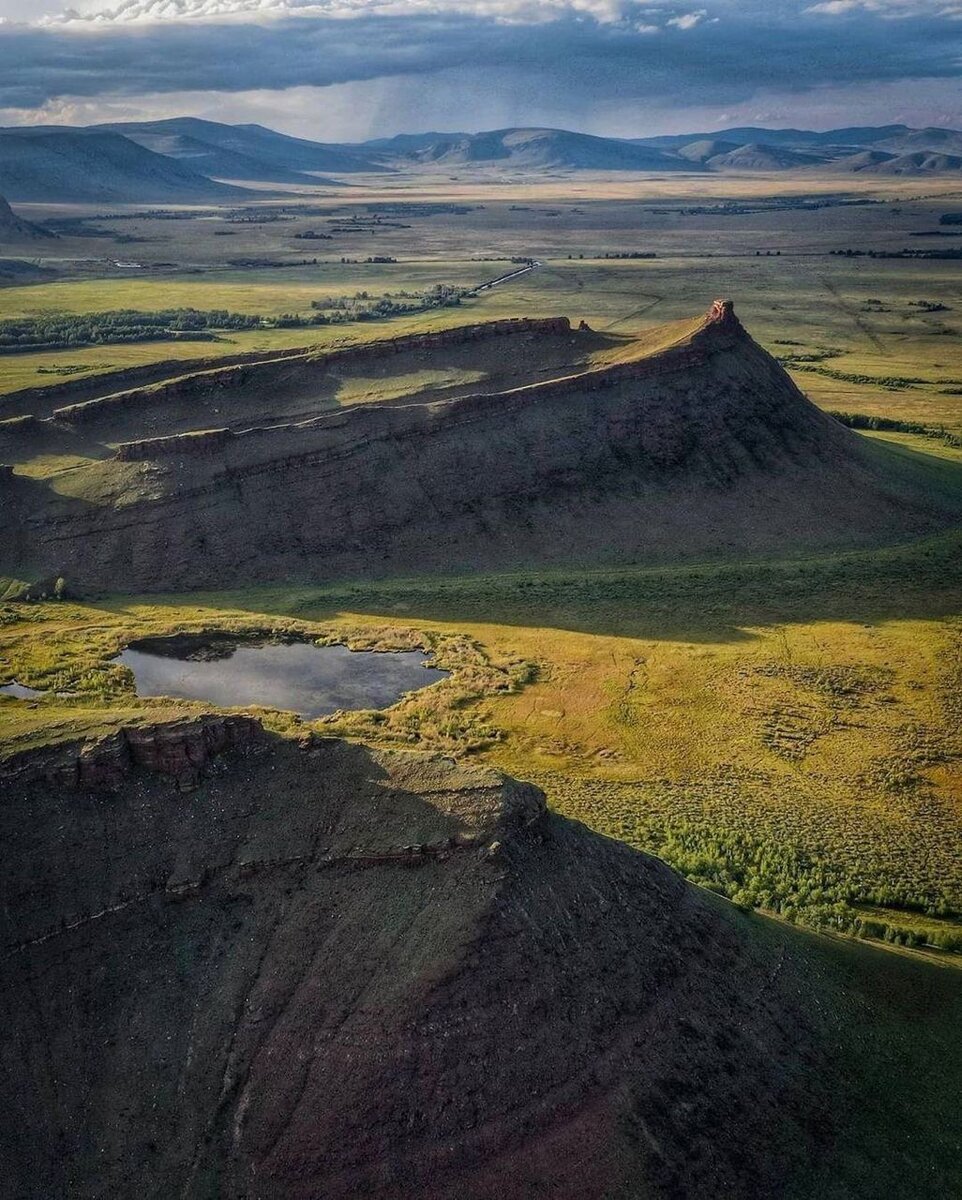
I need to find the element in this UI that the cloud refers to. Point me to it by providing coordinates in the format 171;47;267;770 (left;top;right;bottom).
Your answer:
42;0;677;26
666;8;708;28
0;0;959;126
805;0;962;14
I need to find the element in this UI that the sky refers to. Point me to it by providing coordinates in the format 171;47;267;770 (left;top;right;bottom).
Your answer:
0;0;960;140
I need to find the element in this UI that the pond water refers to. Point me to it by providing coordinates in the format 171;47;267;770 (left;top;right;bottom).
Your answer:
0;682;46;699
113;639;449;718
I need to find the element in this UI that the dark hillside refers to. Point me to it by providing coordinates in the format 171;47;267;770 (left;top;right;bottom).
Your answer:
0;193;53;241
2;717;958;1198
3;301;961;594
0;127;248;202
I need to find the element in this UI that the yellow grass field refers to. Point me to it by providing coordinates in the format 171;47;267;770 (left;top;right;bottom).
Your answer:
3;523;961;956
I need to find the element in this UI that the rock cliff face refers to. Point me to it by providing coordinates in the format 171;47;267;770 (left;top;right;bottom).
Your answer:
2;301;960;593
2;713;264;792
0;721;835;1199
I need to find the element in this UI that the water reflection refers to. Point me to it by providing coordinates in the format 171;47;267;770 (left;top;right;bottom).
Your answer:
0;682;45;699
114;639;448;718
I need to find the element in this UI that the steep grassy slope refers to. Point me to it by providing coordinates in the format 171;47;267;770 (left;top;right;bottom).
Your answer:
1;716;959;1199
2;302;961;594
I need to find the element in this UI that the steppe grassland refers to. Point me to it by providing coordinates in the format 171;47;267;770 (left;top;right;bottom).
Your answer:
3;193;962;429
3;171;962;955
3;524;961;953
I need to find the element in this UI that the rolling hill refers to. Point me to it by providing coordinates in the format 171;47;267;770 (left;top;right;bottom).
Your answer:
0;127;248;203
824;149;898;172
95;123;337;185
629;123;962;173
675;138;739;163
3;300;961;595
98;117;382;175
704;142;826;171
876;126;962;156
365;127;699;171
632;124;914;150
867;150;962;175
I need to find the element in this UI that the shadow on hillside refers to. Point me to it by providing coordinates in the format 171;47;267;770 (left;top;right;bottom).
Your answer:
110;525;962;645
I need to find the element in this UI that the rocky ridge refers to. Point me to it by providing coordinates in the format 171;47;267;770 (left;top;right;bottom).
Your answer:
0;717;835;1199
3;299;959;593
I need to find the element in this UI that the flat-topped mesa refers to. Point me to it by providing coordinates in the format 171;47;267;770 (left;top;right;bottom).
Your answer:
50;316;575;433
0;717;842;1200
0;718;546;840
111;303;752;463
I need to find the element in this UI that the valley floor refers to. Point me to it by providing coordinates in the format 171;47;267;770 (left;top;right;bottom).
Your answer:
3;522;961;956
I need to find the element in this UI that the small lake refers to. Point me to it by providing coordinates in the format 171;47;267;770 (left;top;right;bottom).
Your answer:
0;682;46;699
113;639;449;718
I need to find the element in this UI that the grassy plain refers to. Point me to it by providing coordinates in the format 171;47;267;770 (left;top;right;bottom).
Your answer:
3;254;962;430
3;523;961;954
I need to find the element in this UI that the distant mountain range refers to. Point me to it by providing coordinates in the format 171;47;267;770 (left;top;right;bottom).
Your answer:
0;127;249;203
358;123;962;174
358;127;691;172
629;123;962;176
3;118;962;203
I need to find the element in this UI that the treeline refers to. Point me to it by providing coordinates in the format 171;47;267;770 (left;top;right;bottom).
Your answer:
308;283;470;324
0;308;266;354
829;410;962;449
790;364;929;390
641;819;962;952
0;287;474;351
601;251;657;260
831;246;962;260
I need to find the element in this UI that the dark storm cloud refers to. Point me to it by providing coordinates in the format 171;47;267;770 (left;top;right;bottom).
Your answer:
0;3;959;111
